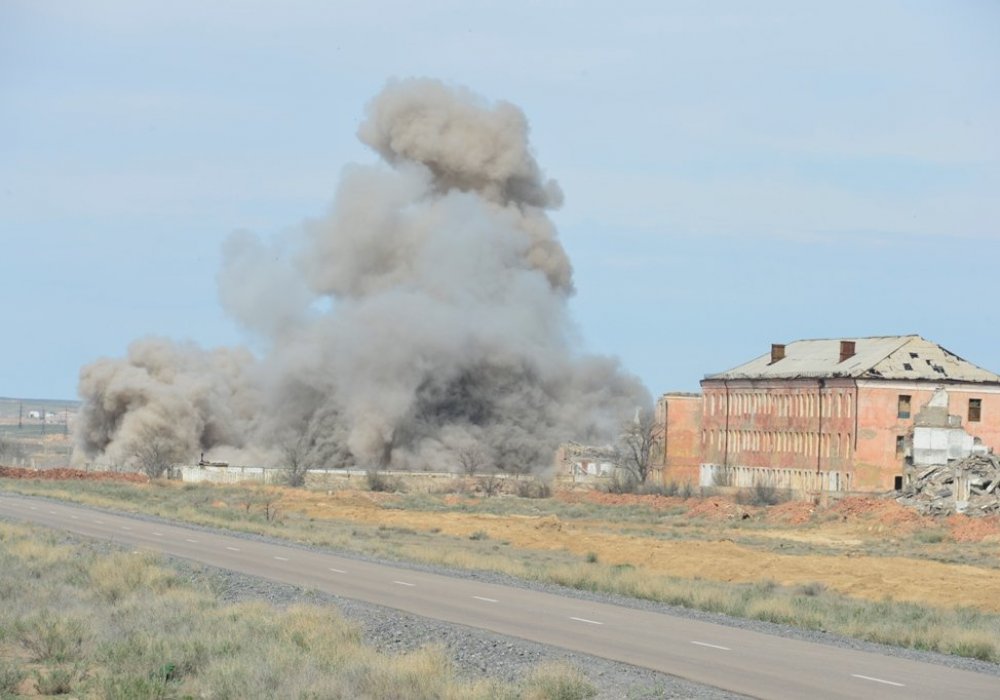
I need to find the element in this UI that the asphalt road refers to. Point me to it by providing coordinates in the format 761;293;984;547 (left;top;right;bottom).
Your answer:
0;491;995;699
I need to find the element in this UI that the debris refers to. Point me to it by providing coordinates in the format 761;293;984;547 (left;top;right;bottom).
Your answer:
897;453;1000;516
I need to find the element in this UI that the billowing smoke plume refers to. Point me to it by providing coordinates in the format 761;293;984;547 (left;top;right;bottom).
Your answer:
74;78;650;473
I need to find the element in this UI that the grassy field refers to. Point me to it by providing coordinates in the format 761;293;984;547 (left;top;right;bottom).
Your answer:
0;520;595;699
3;477;1000;665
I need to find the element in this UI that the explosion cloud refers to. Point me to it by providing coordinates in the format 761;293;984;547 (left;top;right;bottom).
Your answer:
74;78;650;474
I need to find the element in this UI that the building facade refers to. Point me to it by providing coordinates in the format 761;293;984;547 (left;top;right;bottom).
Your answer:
661;336;1000;493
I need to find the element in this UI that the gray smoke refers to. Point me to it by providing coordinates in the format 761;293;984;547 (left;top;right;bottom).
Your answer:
74;78;650;474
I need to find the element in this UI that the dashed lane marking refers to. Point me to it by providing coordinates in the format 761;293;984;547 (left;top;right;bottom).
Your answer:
329;568;346;574
225;546;240;552
851;674;904;687
473;596;498;603
570;617;603;625
185;539;198;543
153;532;164;536
273;556;289;561
70;515;79;520
120;526;132;531
691;641;731;651
393;580;416;587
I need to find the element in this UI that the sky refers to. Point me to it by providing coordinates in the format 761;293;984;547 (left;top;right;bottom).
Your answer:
2;0;998;401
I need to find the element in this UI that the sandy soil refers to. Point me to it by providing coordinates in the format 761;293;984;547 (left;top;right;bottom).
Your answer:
276;489;1000;612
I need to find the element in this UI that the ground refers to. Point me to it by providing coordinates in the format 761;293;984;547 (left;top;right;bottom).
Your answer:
3;466;1000;615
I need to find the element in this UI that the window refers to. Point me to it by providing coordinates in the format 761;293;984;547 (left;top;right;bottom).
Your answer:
897;395;911;419
969;398;982;423
895;435;905;457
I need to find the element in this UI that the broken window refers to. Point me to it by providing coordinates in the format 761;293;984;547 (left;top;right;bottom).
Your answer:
897;395;911;419
895;435;905;456
969;398;982;423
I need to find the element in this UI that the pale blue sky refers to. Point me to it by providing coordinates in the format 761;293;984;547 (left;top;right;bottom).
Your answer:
2;0;998;400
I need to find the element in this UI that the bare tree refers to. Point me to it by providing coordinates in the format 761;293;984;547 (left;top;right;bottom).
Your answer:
130;427;180;479
455;444;488;475
280;433;311;487
615;409;663;487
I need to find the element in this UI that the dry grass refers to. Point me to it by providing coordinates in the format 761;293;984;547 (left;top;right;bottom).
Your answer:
0;521;596;699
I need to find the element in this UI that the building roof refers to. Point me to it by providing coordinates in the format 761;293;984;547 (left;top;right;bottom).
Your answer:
705;335;1000;384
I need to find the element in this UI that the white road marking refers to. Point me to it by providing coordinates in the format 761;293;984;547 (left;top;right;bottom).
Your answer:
153;532;164;536
393;580;416;587
273;556;289;561
185;539;198;543
226;546;240;552
570;617;603;625
120;526;132;531
29;506;37;510
95;519;104;524
851;674;905;687
329;568;346;574
70;515;79;520
48;510;56;514
473;596;498;603
691;641;731;651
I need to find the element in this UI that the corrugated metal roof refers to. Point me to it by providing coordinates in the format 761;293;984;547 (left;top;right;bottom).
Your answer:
706;335;1000;384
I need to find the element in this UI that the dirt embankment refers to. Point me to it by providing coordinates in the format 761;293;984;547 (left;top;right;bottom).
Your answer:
0;466;148;483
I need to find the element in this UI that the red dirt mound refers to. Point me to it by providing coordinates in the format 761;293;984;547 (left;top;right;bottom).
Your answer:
946;514;1000;542
0;466;148;483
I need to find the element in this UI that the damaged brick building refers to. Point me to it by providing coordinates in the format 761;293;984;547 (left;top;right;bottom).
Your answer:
656;335;1000;493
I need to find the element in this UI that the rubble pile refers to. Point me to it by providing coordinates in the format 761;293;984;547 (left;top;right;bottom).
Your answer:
897;454;1000;516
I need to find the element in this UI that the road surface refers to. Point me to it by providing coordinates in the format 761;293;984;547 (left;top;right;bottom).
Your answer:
0;491;994;699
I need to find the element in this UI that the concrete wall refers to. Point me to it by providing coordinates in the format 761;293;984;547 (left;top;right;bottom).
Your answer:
173;465;564;492
700;463;850;492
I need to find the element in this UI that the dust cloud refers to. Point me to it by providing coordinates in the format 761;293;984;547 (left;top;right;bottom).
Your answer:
74;79;650;473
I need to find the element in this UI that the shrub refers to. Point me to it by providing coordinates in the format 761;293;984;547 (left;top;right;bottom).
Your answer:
795;582;827;597
915;529;948;544
0;660;24;695
736;482;791;506
89;552;175;603
515;479;552;499
476;474;505;497
522;663;596;700
469;530;490;541
603;471;639;494
639;480;679;497
15;612;88;663
950;633;996;662
33;666;78;696
366;470;403;493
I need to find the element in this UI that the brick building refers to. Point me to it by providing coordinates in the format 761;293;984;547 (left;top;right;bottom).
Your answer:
658;336;1000;493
